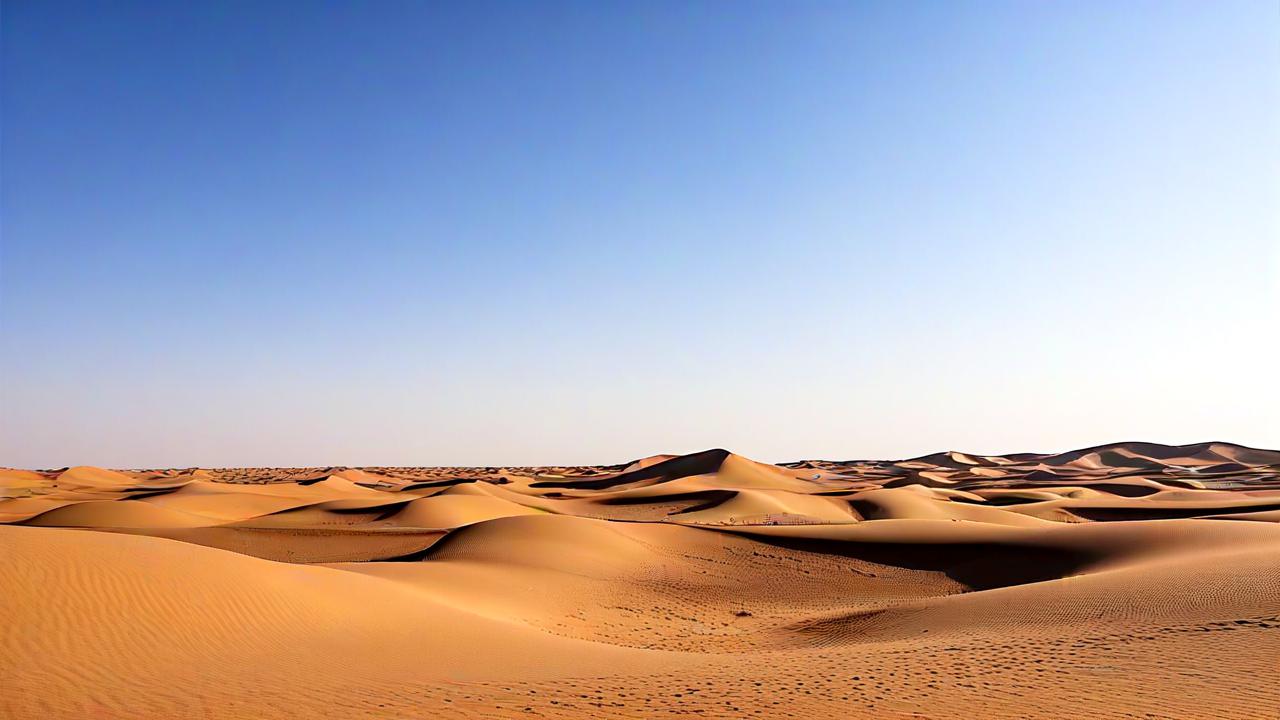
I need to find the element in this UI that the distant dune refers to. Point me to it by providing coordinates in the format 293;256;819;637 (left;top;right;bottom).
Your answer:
3;442;1279;719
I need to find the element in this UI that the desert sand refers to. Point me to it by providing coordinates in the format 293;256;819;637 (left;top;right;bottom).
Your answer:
3;441;1279;719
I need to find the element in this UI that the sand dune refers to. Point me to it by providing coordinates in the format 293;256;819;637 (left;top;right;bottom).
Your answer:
23;498;214;528
3;441;1279;718
383;490;543;528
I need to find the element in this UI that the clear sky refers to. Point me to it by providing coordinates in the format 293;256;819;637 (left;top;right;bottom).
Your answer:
2;1;1277;468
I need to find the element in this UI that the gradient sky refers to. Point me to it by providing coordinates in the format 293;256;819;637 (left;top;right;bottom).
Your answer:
2;1;1278;468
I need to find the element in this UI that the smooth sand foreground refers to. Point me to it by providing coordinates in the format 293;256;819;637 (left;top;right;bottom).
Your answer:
3;442;1279;719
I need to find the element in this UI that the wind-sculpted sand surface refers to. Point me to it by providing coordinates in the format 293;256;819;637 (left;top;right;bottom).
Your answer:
3;442;1279;719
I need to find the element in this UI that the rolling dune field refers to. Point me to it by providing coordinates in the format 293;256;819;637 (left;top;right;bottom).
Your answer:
3;442;1279;719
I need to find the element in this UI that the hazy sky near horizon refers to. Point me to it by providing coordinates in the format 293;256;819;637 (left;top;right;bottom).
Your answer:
2;1;1278;468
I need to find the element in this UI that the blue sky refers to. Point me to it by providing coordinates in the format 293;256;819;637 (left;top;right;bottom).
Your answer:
3;1;1277;468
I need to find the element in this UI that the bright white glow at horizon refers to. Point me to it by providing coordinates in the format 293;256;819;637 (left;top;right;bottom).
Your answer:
2;1;1278;468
